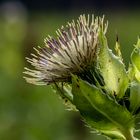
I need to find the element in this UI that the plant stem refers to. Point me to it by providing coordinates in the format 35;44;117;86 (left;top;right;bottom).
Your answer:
122;129;135;140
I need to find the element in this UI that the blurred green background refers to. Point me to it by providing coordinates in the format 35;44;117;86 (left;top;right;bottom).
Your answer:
0;1;140;140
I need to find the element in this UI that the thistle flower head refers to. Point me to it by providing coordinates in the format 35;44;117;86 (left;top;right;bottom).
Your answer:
23;14;140;140
24;15;107;85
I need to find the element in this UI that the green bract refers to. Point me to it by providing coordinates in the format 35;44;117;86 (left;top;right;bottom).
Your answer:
24;15;140;140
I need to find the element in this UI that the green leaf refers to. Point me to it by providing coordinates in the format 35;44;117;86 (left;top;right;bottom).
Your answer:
129;81;140;114
98;29;128;98
130;39;140;82
72;75;134;139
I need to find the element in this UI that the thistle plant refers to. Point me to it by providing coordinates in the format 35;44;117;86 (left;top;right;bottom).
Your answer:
24;14;140;140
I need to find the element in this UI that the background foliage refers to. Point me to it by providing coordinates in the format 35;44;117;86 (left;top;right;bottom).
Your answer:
0;1;140;140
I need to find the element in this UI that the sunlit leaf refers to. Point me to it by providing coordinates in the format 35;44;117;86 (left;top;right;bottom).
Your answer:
98;28;128;98
130;39;140;82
